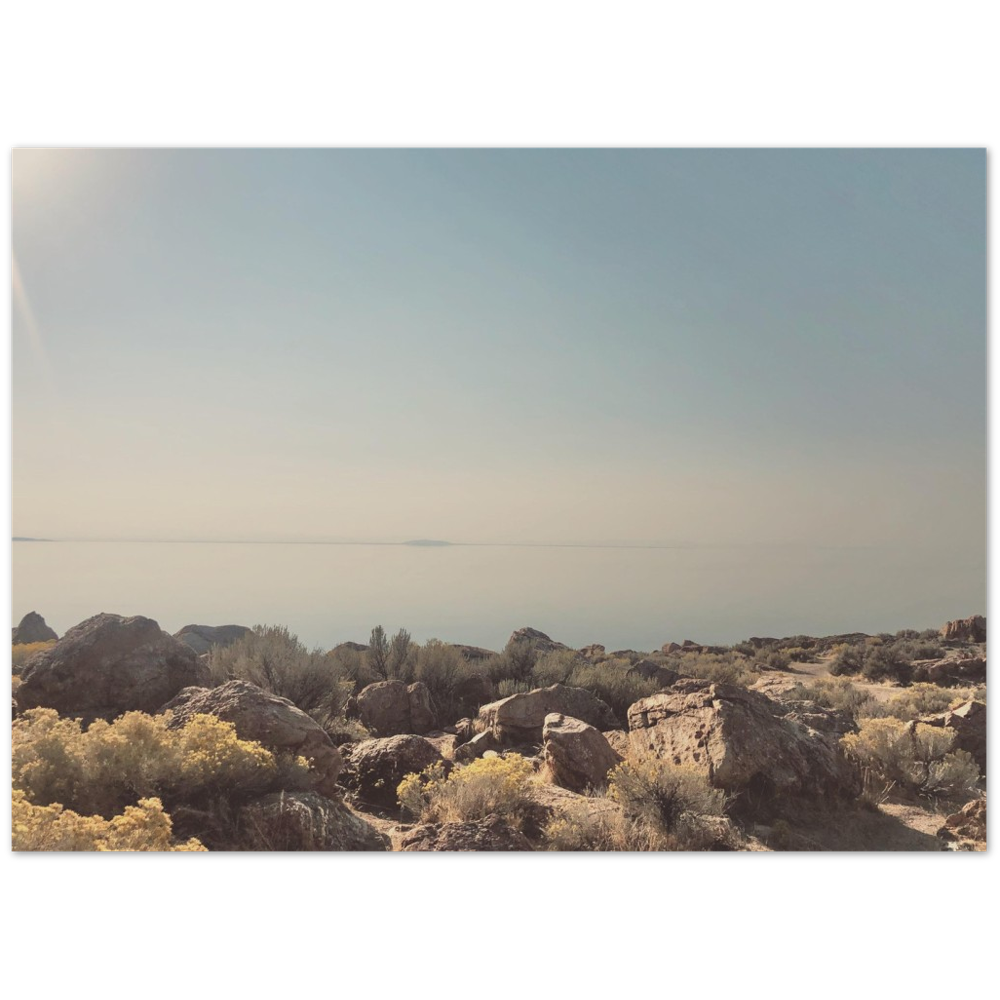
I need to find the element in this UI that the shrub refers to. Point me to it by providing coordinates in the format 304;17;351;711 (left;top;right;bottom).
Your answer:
783;677;880;719
11;640;56;673
861;644;910;684
496;678;534;698
840;717;980;801
531;649;580;687
482;640;537;686
545;799;662;851
830;644;865;676
414;640;475;721
561;661;660;722
12;708;312;820
208;625;352;730
397;754;535;829
12;790;206;852
674;650;760;688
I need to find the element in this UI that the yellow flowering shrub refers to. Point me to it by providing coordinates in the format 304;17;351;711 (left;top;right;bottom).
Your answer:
398;754;535;828
12;789;205;852
12;708;312;819
11;640;56;672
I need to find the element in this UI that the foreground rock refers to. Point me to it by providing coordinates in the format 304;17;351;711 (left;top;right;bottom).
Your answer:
238;791;389;851
937;798;986;851
162;679;343;796
918;700;987;775
918;656;987;686
173;623;252;655
355;679;437;736
940;615;986;643
15;613;208;722
627;679;861;816
341;735;444;807
400;814;532;851
542;713;622;792
12;611;58;645
478;684;619;744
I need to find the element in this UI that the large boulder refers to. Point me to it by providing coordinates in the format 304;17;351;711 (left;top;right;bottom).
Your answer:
15;613;208;723
453;729;502;764
355;679;437;736
920;657;986;686
937;798;986;851
238;791;389;851
12;611;58;645
173;623;251;655
507;627;569;655
399;814;532;851
161;679;343;796
940;615;986;643
628;659;679;687
477;684;618;745
542;713;622;792
341;735;444;807
919;700;986;775
451;673;495;717
627;679;862;816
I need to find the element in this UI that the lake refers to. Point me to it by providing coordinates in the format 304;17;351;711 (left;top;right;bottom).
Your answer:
12;540;985;652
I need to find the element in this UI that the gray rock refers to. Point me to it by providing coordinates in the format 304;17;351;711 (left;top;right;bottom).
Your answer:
542;713;622;792
342;735;444;807
477;684;619;744
173;623;252;655
238;791;389;851
12;611;58;645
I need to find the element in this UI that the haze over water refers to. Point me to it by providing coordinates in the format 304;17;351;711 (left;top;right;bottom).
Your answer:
13;539;983;651
12;150;985;640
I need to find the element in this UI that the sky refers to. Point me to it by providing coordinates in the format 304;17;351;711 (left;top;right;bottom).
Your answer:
11;149;985;553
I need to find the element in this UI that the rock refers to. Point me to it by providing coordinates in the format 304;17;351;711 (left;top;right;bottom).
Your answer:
161;679;343;796
453;729;502;763
451;674;494;717
627;679;861;817
507;626;568;655
399;814;532;851
12;611;58;645
354;679;437;736
919;700;986;775
937;798;986;851
407;682;437;733
15;613;208;723
452;718;476;745
542;713;622;792
173;623;251;655
342;735;444;807
477;684;619;745
940;615;986;643
602;729;631;758
579;644;606;660
628;659;679;687
332;640;369;654
238;791;389;851
921;657;986;686
661;642;682;654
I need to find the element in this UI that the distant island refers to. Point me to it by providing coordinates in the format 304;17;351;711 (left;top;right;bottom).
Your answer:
402;539;453;547
13;537;52;542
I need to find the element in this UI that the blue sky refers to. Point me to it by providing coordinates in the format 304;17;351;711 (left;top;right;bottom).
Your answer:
12;148;985;550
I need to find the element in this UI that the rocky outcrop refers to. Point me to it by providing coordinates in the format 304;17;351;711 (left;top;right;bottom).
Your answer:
238;791;389;851
542;713;622;792
341;735;444;807
628;659;679;688
12;611;58;645
507;627;568;655
15;613;208;723
627;679;862;816
918;657;987;686
400;814;532;851
940;615;986;643
161;679;343;796
579;644;606;660
477;684;619;745
602;729;631;758
355;679;437;736
453;730;502;764
661;642;682;654
173;624;251;655
937;798;986;851
919;700;986;775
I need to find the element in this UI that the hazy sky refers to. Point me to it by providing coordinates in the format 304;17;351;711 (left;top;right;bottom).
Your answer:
12;149;985;552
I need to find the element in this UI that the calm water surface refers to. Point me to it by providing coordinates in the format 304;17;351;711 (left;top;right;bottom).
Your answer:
12;541;984;651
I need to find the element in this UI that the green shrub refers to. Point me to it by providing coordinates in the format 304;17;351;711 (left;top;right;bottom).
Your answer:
482;640;537;685
414;640;476;721
544;799;662;851
783;677;880;719
861;644;910;684
674;650;760;688
12;790;205;852
12;708;312;820
208;625;352;729
830;644;865;676
840;717;980;801
397;754;535;829
561;661;660;722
